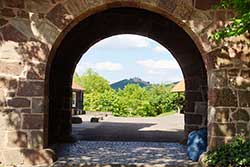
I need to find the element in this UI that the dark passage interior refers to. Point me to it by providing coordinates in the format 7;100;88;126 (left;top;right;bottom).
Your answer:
46;7;208;145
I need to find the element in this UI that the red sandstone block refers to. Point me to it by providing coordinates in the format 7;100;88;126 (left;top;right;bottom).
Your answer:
238;91;250;107
1;24;27;42
7;97;30;108
208;122;236;137
208;88;237;107
4;0;24;8
22;114;43;129
0;18;8;27
158;0;177;13
17;81;44;97
46;4;73;29
0;8;15;17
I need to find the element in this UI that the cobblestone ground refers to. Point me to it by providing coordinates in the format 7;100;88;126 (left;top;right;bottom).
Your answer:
51;141;200;167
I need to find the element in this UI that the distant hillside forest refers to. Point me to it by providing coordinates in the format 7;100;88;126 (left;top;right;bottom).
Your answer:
74;69;184;117
111;77;150;90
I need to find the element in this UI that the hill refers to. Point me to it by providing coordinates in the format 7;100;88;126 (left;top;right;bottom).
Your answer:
111;77;150;90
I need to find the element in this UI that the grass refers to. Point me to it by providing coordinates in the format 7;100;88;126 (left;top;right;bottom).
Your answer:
157;111;177;117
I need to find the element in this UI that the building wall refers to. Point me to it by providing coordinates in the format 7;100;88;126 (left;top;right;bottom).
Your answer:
72;89;84;115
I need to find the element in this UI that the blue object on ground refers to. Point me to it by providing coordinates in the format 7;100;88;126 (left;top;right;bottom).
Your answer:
187;128;207;161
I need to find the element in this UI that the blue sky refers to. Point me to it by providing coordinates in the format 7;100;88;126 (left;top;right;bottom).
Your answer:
75;34;183;84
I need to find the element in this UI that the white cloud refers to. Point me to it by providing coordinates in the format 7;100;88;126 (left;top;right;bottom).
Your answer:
93;34;150;49
76;61;123;74
94;62;123;71
153;45;168;53
136;59;180;70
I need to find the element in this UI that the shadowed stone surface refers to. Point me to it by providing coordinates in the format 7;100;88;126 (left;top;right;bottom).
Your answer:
51;141;199;167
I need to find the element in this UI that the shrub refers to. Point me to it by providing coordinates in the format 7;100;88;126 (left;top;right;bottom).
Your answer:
204;136;250;167
75;71;184;117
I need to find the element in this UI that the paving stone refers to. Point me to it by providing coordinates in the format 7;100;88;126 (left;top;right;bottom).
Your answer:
51;141;199;167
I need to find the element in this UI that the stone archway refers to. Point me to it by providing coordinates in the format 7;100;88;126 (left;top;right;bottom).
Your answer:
0;0;249;166
46;7;208;145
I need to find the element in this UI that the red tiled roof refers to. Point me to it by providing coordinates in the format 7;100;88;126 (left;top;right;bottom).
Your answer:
72;81;84;90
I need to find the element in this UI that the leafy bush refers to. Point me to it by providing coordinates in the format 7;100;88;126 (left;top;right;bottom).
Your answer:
211;0;250;42
74;70;184;117
204;136;250;167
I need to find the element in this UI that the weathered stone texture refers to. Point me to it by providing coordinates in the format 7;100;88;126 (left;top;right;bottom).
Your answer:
24;0;52;13
7;97;30;108
85;0;104;8
231;109;250;122
22;114;43;129
0;8;15;17
208;88;237;107
208;136;232;150
158;0;177;13
30;131;43;149
185;114;203;125
0;60;24;76
208;70;228;89
0;0;3;8
23;148;56;165
0;110;21;130
195;0;219;10
17;81;44;96
1;24;27;42
0;18;8;27
17;10;29;19
142;0;158;6
0;89;7;106
206;48;233;69
16;40;50;63
236;122;249;136
27;63;46;80
32;98;44;113
238;91;250;107
0;41;22;60
173;1;193;20
3;0;25;9
0;77;18;90
7;131;28;148
210;107;230;123
0;132;6;148
35;20;60;44
1;149;24;165
228;69;250;90
64;0;87;16
208;122;236;137
46;4;74;29
195;102;208;114
10;18;35;39
21;109;31;113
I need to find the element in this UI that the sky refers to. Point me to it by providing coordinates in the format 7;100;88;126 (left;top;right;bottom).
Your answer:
75;34;183;84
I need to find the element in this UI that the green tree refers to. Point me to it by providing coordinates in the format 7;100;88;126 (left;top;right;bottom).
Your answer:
118;84;149;116
211;0;250;41
74;68;111;94
147;84;179;116
75;70;183;117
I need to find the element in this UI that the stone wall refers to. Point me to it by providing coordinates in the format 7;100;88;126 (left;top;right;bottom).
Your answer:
0;0;249;165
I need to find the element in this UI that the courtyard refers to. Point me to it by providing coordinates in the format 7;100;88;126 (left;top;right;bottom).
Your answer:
50;114;199;167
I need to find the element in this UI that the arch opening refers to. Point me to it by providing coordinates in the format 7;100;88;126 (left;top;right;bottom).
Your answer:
71;34;185;142
46;7;208;146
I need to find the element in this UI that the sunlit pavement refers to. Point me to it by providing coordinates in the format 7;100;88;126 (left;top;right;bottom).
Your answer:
51;141;200;167
72;114;185;142
48;114;200;167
